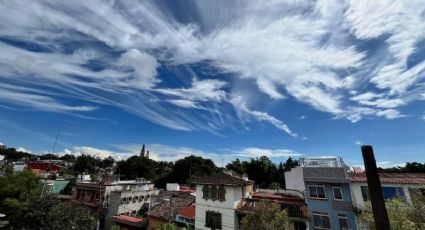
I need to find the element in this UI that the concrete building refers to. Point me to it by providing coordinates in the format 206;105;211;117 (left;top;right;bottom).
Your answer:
105;181;159;230
349;172;425;210
285;157;358;230
194;172;254;230
71;175;159;229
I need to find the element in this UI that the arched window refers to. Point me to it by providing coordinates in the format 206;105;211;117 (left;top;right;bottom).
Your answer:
210;185;218;201
218;185;226;202
202;185;210;199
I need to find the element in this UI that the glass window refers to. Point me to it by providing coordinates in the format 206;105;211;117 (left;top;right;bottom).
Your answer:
338;215;348;230
361;186;405;201
218;185;226;202
361;186;369;201
333;187;343;200
205;211;222;229
202;185;210;200
210;185;218;201
313;212;331;229
309;184;326;199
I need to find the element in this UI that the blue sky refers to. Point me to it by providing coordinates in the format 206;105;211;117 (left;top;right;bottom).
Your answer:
1;0;425;167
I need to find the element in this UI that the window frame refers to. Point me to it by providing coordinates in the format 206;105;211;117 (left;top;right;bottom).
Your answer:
202;185;210;200
338;214;349;230
312;212;331;230
205;211;222;229
309;184;327;200
332;186;344;201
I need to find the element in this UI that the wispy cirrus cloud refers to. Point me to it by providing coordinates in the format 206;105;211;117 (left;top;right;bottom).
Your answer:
0;0;425;137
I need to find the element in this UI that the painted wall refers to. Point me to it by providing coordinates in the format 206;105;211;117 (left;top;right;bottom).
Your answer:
350;182;420;210
195;184;247;230
306;183;357;230
285;166;305;191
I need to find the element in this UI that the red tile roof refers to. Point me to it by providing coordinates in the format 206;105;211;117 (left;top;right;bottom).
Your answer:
27;162;61;171
349;172;425;184
112;215;144;223
195;172;253;186
177;205;195;219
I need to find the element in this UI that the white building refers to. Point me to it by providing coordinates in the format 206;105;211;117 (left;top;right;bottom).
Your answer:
166;183;180;191
194;172;254;230
349;172;425;210
105;181;160;230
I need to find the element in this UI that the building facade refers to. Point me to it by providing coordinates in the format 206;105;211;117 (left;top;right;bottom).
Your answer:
349;172;425;210
285;157;358;230
194;172;254;230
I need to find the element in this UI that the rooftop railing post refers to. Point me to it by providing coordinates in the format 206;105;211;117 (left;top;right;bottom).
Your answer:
361;145;390;230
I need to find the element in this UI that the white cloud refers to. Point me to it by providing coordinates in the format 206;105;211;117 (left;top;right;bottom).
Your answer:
355;140;362;145
116;49;160;89
232;147;302;158
0;0;424;133
16;147;32;153
230;95;298;137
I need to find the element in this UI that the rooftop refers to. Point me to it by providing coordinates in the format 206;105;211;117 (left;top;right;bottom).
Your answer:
177;205;195;219
147;193;195;220
194;172;253;186
349;172;425;184
252;192;304;203
300;157;346;168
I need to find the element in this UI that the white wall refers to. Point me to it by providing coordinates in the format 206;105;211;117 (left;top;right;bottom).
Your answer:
166;183;180;191
284;166;305;192
195;185;243;230
350;182;421;210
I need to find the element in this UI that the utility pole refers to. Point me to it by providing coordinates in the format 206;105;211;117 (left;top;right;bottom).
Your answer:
361;145;390;230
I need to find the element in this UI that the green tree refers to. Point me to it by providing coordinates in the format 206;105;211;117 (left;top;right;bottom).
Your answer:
226;158;245;176
116;155;157;180
47;202;97;230
170;155;217;185
74;154;101;174
240;200;294;230
358;198;425;230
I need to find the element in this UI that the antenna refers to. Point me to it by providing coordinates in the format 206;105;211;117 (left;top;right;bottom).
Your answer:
40;128;62;198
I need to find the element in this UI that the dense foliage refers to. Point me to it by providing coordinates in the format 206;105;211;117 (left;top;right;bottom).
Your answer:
358;195;425;230
384;162;425;173
0;170;96;229
116;155;217;188
240;200;294;230
226;156;298;188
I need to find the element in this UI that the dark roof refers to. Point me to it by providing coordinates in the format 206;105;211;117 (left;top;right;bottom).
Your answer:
195;172;253;186
236;198;308;219
349;172;425;184
252;192;304;203
147;194;195;220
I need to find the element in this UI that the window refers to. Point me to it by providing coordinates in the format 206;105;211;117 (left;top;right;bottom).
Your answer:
338;215;348;230
205;211;222;229
313;212;331;229
361;186;369;201
121;197;126;204
140;196;145;202
361;186;405;201
133;196;138;203
128;196;132;203
210;185;218;201
218;185;226;202
309;184;326;199
333;187;343;201
203;185;210;199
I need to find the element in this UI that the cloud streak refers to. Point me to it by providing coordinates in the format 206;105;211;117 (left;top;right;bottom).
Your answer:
0;0;425;136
